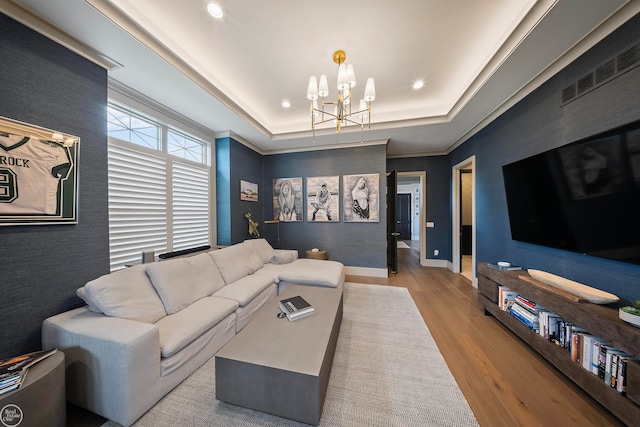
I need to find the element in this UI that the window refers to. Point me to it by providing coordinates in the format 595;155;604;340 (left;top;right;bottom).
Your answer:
107;105;160;150
168;129;206;163
107;103;211;271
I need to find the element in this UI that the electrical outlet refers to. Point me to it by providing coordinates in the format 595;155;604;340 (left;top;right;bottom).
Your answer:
434;249;439;256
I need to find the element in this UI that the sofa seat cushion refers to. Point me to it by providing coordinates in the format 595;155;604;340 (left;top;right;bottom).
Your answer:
83;264;167;323
213;274;274;307
253;263;291;283
209;242;263;285
155;296;239;358
146;253;225;314
278;259;344;288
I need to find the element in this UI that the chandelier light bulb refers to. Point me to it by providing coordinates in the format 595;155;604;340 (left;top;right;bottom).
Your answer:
337;63;349;91
358;99;368;118
318;75;329;98
346;64;356;88
364;78;376;102
307;76;318;100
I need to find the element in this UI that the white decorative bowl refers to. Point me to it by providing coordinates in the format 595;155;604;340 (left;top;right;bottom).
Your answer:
527;269;619;304
619;309;640;328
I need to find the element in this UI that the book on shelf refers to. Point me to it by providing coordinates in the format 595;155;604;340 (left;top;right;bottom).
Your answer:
279;295;315;321
508;303;538;331
488;262;522;271
581;334;594;372
498;286;517;311
605;348;626;387
0;348;57;396
616;354;638;395
591;338;608;376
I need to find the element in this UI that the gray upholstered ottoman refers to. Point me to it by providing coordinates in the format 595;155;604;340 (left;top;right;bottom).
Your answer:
215;284;343;425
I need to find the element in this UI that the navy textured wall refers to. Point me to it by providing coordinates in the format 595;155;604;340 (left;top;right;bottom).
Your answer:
0;14;109;359
264;144;387;268
230;139;263;244
216;137;264;245
450;13;640;302
387;156;451;261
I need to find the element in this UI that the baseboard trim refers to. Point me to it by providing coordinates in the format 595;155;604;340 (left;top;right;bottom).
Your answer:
421;259;449;268
345;266;388;278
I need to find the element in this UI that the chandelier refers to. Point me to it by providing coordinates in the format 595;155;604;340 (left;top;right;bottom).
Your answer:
306;50;376;141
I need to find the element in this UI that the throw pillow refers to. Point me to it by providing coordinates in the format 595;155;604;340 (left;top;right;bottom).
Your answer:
84;264;167;323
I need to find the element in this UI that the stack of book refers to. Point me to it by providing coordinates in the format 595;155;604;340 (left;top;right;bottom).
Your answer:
569;331;636;395
279;295;315;321
508;294;544;332
495;287;639;397
0;349;57;395
539;312;576;349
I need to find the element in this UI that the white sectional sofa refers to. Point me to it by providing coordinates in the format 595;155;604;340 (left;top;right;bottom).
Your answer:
41;239;344;427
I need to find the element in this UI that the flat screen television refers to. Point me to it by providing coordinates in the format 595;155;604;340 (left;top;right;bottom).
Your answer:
502;119;640;265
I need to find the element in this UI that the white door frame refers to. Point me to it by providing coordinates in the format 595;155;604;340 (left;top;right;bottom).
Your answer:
397;171;427;266
452;156;477;287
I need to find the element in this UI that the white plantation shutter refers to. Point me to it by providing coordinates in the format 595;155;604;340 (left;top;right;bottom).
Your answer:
108;144;168;271
172;161;209;250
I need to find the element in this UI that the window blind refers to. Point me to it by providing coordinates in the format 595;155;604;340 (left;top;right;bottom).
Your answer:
172;161;210;251
108;144;167;271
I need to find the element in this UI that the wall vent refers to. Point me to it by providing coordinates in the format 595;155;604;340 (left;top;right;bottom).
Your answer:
577;72;594;94
561;84;577;103
561;42;640;107
595;59;615;84
617;45;640;72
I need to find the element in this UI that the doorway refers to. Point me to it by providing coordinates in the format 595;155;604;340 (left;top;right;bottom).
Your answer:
396;171;427;266
396;193;412;240
452;156;476;287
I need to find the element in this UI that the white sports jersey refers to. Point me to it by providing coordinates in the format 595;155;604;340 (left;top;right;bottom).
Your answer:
0;133;72;215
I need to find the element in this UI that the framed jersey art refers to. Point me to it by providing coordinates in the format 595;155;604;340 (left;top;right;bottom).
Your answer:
0;116;79;225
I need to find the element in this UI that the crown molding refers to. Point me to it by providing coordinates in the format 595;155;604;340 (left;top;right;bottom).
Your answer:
85;0;271;139
0;0;121;70
445;0;639;155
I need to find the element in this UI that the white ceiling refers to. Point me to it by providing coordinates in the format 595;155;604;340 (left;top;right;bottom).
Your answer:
2;0;639;156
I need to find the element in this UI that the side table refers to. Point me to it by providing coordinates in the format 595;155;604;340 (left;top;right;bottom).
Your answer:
306;249;327;260
0;350;65;427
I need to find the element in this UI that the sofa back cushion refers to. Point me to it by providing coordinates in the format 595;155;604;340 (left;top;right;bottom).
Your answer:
84;264;167;323
146;253;225;314
209;242;263;285
244;238;276;264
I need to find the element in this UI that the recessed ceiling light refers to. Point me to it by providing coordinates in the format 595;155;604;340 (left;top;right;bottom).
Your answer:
413;81;424;90
206;2;224;19
282;101;291;108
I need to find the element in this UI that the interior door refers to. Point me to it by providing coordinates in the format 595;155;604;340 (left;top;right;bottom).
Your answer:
387;171;398;274
396;193;412;240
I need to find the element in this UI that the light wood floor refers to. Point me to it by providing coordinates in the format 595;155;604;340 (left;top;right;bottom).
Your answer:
347;241;625;427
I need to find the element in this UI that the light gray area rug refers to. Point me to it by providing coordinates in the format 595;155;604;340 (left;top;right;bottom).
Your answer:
103;282;478;427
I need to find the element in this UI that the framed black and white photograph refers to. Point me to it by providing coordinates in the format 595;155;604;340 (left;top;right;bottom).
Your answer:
240;180;258;202
306;176;339;222
273;177;303;221
343;173;379;222
0;116;79;226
